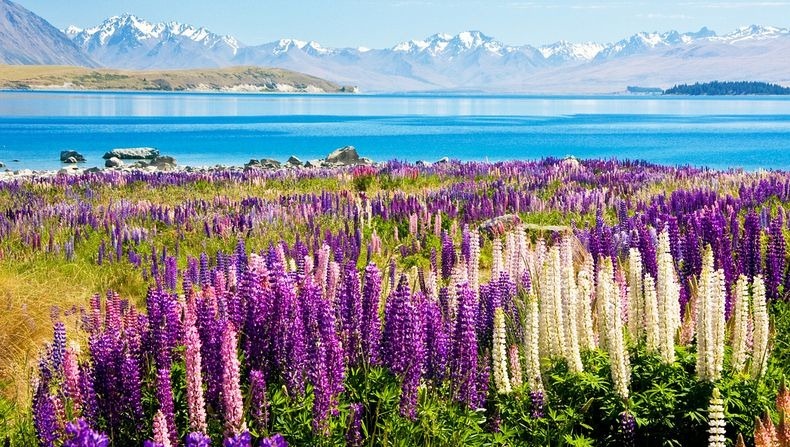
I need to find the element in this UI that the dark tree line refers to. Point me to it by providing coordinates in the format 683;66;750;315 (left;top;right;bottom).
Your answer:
664;81;790;95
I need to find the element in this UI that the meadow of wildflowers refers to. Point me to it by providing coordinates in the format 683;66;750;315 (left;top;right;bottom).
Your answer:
2;158;790;446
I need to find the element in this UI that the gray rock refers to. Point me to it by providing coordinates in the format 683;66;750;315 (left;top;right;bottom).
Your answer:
305;159;323;168
105;157;123;168
60;150;86;162
435;157;450;164
245;159;260;167
287;155;302;166
479;214;522;239
260;158;281;169
102;147;160;160
85;167;102;173
150;156;177;170
326;145;360;165
416;160;430;167
0;162;5;168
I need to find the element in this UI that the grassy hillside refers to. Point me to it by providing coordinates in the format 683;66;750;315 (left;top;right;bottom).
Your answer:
0;65;353;92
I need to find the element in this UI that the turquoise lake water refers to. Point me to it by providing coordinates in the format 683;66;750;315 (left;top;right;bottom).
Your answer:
2;91;790;170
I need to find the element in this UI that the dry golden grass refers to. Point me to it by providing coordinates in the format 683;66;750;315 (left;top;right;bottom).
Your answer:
0;64;345;92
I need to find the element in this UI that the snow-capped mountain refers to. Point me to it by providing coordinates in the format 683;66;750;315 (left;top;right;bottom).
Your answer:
539;41;607;63
68;14;240;69
3;0;790;93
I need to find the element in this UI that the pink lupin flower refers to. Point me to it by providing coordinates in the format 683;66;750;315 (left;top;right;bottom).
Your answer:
62;344;82;413
220;321;245;434
184;324;207;434
153;410;172;447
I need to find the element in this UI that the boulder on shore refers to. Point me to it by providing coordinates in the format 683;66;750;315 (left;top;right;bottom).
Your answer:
60;150;86;163
105;157;123;168
287;155;302;166
102;147;160;160
150;155;177;171
326;146;361;165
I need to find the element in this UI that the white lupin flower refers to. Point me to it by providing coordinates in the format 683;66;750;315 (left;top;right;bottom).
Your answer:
577;254;596;351
516;226;529;282
548;246;566;357
508;344;523;389
656;230;680;364
627;248;644;340
643;273;660;353
598;257;630;400
538;254;553;359
524;291;544;392
695;247;726;381
492;238;504;278
730;275;751;374
707;388;726;447
561;237;583;373
492;307;512;393
751;275;770;379
467;230;481;295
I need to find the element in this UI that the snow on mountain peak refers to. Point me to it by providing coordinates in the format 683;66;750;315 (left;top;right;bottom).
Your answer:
71;14;240;53
392;31;503;56
716;24;789;43
539;40;606;61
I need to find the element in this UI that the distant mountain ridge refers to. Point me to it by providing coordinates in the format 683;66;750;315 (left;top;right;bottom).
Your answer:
3;0;790;93
0;0;95;66
62;14;790;92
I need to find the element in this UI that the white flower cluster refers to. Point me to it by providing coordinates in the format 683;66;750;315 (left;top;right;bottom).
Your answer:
492;307;512;393
730;275;751;374
656;230;681;364
597;257;631;400
696;246;726;382
751;275;769;379
707;387;726;447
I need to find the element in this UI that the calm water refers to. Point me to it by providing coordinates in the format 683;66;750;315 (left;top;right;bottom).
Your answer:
2;91;790;170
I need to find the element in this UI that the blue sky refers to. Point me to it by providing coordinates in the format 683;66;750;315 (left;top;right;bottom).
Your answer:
18;0;790;47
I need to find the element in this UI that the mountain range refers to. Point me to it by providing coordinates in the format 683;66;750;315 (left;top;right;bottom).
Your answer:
2;0;790;93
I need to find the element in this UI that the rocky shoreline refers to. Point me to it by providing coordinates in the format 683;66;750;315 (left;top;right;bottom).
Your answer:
0;145;452;181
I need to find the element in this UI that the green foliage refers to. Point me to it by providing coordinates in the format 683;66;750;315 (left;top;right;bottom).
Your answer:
664;81;790;96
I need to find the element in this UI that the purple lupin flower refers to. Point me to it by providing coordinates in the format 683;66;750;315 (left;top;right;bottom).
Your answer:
51;321;67;374
249;370;269;435
346;403;364;447
155;367;178;447
223;431;252;447
399;296;425;419
259;433;289;447
441;230;456;280
740;210;762;278
62;418;110;447
338;261;363;365
33;390;61;447
303;277;345;434
529;390;545;419
423;298;449;382
186;432;211;447
450;282;479;409
766;215;785;301
619;411;636;447
360;263;383;365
